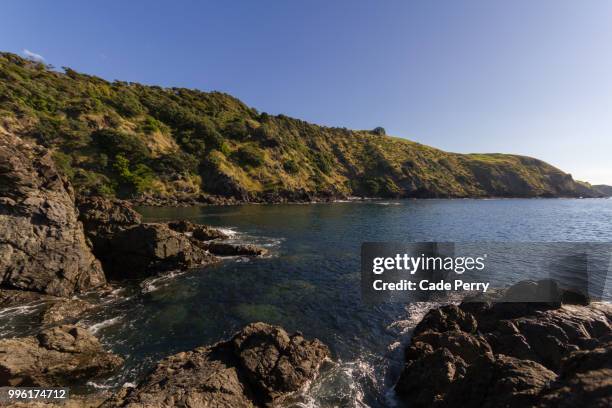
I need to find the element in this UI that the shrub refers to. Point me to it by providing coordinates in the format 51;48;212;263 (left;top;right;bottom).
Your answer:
112;154;156;194
283;159;299;174
109;91;145;117
141;116;163;134
52;151;75;179
151;151;198;175
313;152;333;175
372;127;386;136
231;145;265;167
31;116;62;147
92;129;150;163
223;119;249;140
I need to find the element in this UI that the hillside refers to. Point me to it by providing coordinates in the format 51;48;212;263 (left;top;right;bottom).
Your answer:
0;52;600;202
594;185;612;197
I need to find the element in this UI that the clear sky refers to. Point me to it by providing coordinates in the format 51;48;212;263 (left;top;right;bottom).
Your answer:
3;0;612;184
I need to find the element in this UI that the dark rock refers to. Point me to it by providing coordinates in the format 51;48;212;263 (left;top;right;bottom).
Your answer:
168;220;231;241
482;304;611;371
395;348;468;406
77;196;142;255
199;242;268;257
538;341;612;407
0;133;105;296
77;197;227;279
412;305;478;337
0;325;123;386
168;220;231;240
394;280;612;407
78;196;141;233
101;223;218;279
411;330;493;364
443;354;557;408
106;322;329;407
167;219;197;233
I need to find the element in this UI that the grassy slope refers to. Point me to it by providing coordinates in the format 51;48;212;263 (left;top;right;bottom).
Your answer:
0;52;599;200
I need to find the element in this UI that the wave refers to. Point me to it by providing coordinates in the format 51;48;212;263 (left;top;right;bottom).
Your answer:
291;359;374;408
140;270;187;293
88;316;123;334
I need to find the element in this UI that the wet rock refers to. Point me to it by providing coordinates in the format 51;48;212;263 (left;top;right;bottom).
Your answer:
191;225;230;241
0;288;51;307
101;223;218;279
168;220;231;242
106;322;329;407
0;325;123;386
0;133;105;296
198;242;268;257
0;288;95;325
167;220;230;240
41;298;95;325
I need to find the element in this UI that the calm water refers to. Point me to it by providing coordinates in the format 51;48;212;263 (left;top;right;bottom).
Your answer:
3;199;612;406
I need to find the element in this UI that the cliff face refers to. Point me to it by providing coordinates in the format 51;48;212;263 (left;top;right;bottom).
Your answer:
0;131;106;296
0;52;601;201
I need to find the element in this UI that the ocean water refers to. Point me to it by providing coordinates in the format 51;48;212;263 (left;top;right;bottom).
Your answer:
3;198;612;406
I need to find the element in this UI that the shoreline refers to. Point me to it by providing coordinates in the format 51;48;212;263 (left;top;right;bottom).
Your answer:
129;194;612;208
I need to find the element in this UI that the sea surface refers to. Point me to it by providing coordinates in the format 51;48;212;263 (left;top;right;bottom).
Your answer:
3;198;612;406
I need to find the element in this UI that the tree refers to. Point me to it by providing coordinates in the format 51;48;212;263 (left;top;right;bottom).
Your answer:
372;127;386;136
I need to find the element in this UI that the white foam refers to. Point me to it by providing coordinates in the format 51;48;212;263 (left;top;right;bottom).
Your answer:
217;227;237;237
140;270;186;293
86;381;111;389
88;316;122;334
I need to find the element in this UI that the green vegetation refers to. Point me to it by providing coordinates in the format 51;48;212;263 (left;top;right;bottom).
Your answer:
0;52;598;200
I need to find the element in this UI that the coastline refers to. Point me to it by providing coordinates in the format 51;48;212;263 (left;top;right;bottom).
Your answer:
129;193;612;208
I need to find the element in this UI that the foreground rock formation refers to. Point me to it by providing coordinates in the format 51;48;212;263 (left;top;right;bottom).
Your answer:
0;325;123;387
0;133;105;296
105;322;329;408
394;280;612;407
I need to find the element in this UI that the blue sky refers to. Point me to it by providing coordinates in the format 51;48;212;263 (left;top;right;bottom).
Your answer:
3;1;612;184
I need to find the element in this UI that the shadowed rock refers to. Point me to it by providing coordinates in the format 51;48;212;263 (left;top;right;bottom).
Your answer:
100;223;218;279
537;341;612;407
394;280;612;407
198;242;268;257
442;354;556;408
